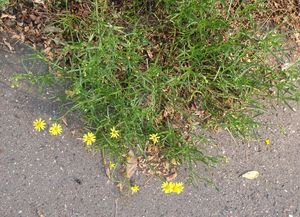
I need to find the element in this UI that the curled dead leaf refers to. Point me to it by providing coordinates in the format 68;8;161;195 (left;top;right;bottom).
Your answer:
125;150;137;178
62;117;68;126
1;14;16;20
105;164;111;179
146;49;154;59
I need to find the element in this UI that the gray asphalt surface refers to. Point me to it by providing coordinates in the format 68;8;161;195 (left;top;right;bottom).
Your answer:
1;34;300;217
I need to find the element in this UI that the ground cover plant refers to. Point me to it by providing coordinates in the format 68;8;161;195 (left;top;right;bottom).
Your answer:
1;0;300;188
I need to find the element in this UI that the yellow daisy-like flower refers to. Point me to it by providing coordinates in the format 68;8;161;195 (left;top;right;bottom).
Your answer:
149;133;160;144
161;181;174;194
83;132;96;145
131;185;140;194
265;138;270;145
110;127;120;139
172;182;184;194
33;118;46;132
49;123;62;136
109;161;116;170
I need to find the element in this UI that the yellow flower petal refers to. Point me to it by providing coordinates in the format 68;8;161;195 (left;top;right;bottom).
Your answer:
131;185;139;193
33;118;46;132
109;161;116;170
161;181;174;193
110;127;120;139
83;132;96;145
149;133;160;144
49;123;62;136
172;182;184;194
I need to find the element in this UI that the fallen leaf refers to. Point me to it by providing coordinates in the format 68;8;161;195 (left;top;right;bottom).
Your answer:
146;49;154;59
166;170;177;182
125;150;137;178
29;14;37;21
101;150;111;179
12;33;25;42
105;166;111;179
62;117;68;126
241;171;260;180
1;14;16;19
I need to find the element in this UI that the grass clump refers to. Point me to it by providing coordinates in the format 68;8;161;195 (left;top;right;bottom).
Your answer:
35;0;300;175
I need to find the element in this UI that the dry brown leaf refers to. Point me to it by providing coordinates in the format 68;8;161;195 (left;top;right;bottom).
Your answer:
166;170;177;182
44;47;53;60
29;14;37;21
62;117;68;126
125;150;138;178
146;49;154;59
1;14;16;20
105;166;111;179
12;33;25;42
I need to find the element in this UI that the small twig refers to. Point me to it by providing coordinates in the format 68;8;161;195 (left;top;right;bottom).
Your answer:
0;38;15;53
143;176;153;187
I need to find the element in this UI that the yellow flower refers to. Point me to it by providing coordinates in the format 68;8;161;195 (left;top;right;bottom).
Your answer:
83;132;96;145
131;185;140;194
110;127;120;139
33;118;46;132
172;182;184;194
49;123;62;136
109;161;116;170
149;133;160;144
265;138;270;145
161;181;174;193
